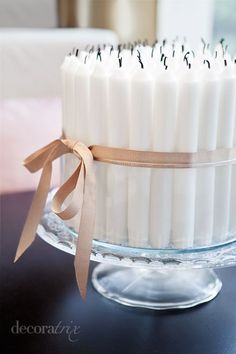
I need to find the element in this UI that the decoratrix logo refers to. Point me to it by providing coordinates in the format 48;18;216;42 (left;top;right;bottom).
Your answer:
10;320;81;342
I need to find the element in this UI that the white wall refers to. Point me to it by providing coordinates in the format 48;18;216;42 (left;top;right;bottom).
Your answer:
0;0;58;27
157;0;215;48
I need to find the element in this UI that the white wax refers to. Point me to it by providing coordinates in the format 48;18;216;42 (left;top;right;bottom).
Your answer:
172;69;200;248
149;70;177;248
62;56;80;139
61;56;80;184
90;62;109;240
74;63;90;145
128;68;154;247
106;68;130;244
213;67;236;243
194;69;220;246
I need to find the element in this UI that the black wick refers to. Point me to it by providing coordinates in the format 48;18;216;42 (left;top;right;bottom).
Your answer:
75;48;79;57
137;50;144;69
97;49;102;61
183;51;190;63
203;59;210;69
163;56;168;69
119;57;122;68
130;44;134;56
151;46;155;58
117;44;121;58
201;38;206;53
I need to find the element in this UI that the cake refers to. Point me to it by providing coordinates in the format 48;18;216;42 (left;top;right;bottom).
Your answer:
61;40;236;250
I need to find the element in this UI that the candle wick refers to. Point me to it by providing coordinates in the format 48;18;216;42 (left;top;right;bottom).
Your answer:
97;49;102;61
220;38;225;45
162;38;167;46
172;50;175;58
118;57;122;68
131;44;134;55
203;59;210;69
151;46;155;58
215;50;218;58
110;45;114;55
201;38;206;53
143;39;148;46
117;44;121;58
188;63;191;69
152;39;158;47
137;50;144;69
84;55;88;64
75;48;79;57
181;44;185;53
224;59;227;66
160;53;165;62
183;51;190;61
163;56;167;67
160;45;162;54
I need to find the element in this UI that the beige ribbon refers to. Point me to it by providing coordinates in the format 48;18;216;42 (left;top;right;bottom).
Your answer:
14;139;95;299
15;138;236;299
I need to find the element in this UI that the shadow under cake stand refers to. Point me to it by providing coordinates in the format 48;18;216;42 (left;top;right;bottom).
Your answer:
37;190;236;310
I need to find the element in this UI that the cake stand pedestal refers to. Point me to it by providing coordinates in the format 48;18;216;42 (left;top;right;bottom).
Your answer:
37;190;236;310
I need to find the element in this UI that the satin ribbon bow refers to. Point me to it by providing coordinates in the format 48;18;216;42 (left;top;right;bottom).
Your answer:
14;139;96;299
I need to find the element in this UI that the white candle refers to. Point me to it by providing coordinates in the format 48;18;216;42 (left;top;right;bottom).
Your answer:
61;56;80;183
89;62;109;240
74;62;90;145
149;70;177;248
213;66;236;243
128;68;154;247
194;68;220;246
172;68;200;248
106;67;130;244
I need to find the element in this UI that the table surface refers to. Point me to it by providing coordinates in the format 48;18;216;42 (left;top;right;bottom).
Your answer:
1;191;236;354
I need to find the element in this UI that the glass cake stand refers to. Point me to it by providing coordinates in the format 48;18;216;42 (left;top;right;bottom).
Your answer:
37;190;236;310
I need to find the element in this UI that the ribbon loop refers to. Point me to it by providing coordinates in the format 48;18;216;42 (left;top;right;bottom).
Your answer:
14;139;96;299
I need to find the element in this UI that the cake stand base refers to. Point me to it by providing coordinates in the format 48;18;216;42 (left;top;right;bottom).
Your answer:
92;265;222;310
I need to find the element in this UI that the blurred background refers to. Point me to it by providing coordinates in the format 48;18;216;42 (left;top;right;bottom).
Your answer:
0;0;235;193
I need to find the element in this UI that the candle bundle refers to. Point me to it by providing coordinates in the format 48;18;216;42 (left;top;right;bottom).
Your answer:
61;40;236;249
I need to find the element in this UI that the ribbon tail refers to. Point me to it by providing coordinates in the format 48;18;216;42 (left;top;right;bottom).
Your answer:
74;159;96;300
14;162;52;262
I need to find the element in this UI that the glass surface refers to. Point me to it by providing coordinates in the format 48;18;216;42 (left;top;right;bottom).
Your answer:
92;265;222;310
37;189;236;310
